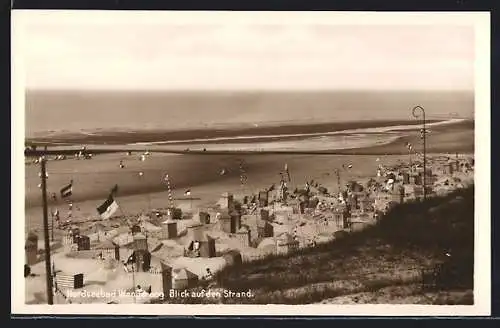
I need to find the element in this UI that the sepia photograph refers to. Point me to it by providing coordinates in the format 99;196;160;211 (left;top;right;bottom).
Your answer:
12;11;490;315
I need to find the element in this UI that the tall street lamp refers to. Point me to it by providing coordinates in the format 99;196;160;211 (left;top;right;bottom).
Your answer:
411;105;427;200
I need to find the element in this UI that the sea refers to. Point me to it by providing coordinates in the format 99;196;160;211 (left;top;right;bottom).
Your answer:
25;90;474;151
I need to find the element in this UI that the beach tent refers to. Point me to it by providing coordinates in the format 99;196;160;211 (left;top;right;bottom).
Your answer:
186;232;216;258
93;240;120;260
172;267;199;290
257;237;277;254
222;250;243;267
25;238;38;265
276;232;299;254
161;219;178;239
257;219;274;238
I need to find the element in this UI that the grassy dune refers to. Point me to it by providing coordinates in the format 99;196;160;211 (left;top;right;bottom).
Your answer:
173;186;474;304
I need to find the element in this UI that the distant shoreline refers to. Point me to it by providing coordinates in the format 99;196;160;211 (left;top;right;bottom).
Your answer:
26;118;460;146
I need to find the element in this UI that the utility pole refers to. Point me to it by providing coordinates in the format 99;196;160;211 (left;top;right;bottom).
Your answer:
40;157;54;304
51;211;54;242
412;106;427;201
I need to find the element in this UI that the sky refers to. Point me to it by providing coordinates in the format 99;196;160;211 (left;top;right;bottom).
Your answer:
14;11;477;91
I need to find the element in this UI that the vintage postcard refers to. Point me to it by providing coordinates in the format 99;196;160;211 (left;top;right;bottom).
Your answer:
11;11;490;316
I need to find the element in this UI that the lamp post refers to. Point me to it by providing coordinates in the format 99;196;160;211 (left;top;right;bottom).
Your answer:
412;105;427;201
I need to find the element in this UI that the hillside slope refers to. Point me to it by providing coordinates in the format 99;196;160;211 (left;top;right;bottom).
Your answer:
212;186;474;304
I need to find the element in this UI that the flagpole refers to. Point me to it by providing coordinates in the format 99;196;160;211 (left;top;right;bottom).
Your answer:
40;157;54;305
335;169;341;195
190;192;193;212
164;174;175;209
409;146;412;172
138;171;150;215
132;262;136;304
147;192;151;214
110;186;128;221
112;194;127;220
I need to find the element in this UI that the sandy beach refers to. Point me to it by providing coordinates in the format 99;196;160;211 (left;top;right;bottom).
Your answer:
24;117;473;233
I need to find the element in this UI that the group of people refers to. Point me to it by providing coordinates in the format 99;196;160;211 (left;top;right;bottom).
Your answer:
135;285;152;294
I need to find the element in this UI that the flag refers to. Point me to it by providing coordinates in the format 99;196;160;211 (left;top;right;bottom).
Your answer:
60;181;73;198
111;184;119;195
97;194;119;220
184;189;191;196
126;252;136;264
268;184;275;192
53;209;60;221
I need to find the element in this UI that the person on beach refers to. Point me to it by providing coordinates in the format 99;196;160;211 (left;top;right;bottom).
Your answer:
204;268;214;281
193;241;201;257
204;268;216;288
122;260;129;273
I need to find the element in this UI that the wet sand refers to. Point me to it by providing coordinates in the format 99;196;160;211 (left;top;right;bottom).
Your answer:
27;119;448;145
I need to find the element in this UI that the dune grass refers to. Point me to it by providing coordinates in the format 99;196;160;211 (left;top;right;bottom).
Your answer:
167;185;474;304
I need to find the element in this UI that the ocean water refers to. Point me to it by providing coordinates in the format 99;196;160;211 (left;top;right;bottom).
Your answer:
25;90;474;138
